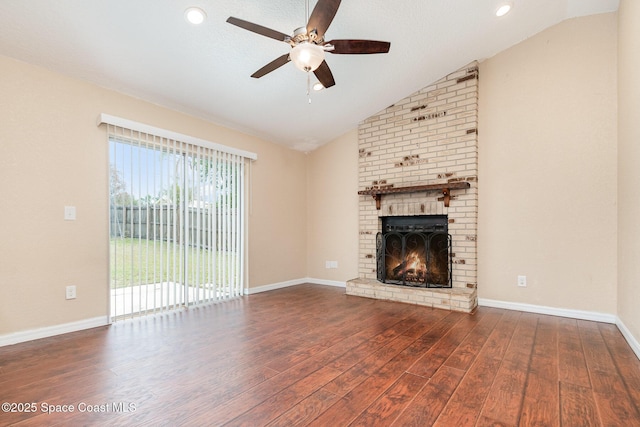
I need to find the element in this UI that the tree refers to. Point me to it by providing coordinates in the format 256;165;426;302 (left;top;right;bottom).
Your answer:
160;183;192;206
110;165;135;206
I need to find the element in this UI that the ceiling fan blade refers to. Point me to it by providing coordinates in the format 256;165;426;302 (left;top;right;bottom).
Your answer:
306;0;341;40
226;17;290;42
326;39;391;54
313;60;336;88
251;54;291;78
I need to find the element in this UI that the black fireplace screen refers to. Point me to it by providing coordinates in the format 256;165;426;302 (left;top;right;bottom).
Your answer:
376;215;452;288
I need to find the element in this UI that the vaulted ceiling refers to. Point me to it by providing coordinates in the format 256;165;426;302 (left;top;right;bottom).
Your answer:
0;0;619;151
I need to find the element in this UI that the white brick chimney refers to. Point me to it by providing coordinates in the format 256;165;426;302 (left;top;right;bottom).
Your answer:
348;62;479;313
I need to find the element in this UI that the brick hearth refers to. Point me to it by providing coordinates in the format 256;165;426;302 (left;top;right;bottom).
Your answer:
348;62;479;313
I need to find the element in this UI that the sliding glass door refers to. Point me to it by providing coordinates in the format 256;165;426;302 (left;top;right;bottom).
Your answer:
108;127;245;320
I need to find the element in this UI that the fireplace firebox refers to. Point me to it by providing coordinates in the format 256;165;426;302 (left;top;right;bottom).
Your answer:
376;215;452;288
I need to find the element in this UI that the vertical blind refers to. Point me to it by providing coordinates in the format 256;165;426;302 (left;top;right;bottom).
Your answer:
100;115;256;321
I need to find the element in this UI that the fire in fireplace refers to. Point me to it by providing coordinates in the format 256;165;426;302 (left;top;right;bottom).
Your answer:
376;215;451;288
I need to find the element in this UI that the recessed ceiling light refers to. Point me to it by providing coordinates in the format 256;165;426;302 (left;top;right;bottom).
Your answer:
313;82;325;91
495;2;513;17
185;7;206;25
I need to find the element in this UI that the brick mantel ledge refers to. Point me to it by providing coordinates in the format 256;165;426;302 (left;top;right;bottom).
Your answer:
346;278;478;313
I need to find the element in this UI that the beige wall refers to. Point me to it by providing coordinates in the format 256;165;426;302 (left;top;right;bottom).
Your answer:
246;139;308;287
0;54;307;334
306;130;359;282
617;0;640;340
478;13;618;313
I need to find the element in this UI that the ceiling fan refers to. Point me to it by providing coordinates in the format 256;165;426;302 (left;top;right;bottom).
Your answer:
226;0;390;89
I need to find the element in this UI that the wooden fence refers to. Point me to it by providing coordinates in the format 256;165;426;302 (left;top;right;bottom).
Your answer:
110;205;237;250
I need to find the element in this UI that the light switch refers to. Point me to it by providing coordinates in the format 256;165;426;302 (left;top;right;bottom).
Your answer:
66;285;76;299
64;206;76;221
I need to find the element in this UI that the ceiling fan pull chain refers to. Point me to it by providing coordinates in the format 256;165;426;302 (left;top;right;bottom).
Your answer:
307;72;312;104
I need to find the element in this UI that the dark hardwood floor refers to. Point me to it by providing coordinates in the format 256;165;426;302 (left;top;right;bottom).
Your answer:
1;284;640;426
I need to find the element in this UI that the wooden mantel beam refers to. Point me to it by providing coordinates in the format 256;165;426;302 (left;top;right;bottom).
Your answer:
358;182;471;209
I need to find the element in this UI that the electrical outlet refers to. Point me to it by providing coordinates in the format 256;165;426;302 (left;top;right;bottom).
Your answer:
331;261;338;269
517;275;527;287
66;285;76;300
64;206;76;221
325;261;331;269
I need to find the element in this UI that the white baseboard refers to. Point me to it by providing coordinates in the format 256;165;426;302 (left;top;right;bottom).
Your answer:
304;278;347;288
245;278;346;295
244;278;306;295
616;317;640;361
0;316;109;347
478;298;617;324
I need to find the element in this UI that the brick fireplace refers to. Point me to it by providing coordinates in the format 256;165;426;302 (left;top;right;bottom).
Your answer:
347;62;479;313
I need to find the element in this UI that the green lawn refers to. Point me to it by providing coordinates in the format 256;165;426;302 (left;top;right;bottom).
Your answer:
110;237;239;288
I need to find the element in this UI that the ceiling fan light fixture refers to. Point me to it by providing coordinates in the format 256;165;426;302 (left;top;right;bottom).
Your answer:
290;43;325;72
313;82;325;91
185;7;206;25
495;2;513;17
